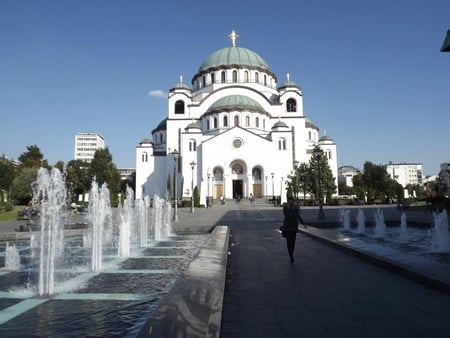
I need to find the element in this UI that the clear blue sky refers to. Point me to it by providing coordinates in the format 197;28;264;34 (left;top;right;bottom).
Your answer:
1;0;448;176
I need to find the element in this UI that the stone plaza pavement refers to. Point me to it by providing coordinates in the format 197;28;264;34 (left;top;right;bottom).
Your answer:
2;201;450;337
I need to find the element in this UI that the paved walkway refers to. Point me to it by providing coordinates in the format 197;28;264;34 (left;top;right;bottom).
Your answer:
216;201;450;337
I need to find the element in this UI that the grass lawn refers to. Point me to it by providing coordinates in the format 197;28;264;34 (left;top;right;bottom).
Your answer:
0;206;24;222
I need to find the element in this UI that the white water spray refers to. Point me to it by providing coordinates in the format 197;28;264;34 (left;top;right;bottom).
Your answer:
88;180;112;272
431;211;450;252
34;168;67;296
374;209;386;238
399;213;409;241
339;209;351;231
5;243;20;270
356;209;365;234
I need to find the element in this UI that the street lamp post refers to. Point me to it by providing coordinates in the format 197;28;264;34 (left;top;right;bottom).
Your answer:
207;173;211;207
265;176;268;203
190;161;196;213
171;150;180;221
280;177;284;201
271;173;275;206
313;147;325;220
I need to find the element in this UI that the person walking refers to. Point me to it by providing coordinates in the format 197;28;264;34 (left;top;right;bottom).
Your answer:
281;197;307;263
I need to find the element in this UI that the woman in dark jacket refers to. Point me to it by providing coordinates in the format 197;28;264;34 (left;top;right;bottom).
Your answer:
282;198;307;263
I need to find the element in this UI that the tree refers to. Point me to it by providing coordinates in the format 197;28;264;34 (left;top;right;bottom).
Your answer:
286;163;310;200
11;167;38;205
18;145;49;170
309;146;336;202
66;159;91;203
352;161;400;204
89;148;120;206
0;155;15;191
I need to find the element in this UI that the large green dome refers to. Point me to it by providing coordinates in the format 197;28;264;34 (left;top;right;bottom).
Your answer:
198;47;270;73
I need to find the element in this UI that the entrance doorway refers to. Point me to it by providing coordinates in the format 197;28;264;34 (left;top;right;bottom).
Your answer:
232;179;243;199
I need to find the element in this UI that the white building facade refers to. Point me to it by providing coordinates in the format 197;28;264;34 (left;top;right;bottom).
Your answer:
386;162;423;187
136;32;338;204
74;133;105;163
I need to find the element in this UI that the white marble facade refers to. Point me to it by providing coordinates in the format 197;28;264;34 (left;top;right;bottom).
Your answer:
136;31;337;204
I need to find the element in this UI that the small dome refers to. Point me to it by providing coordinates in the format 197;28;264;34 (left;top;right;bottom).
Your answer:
271;121;288;129
170;75;191;92
319;135;333;142
278;73;300;90
139;137;152;145
207;95;267;114
185;122;201;130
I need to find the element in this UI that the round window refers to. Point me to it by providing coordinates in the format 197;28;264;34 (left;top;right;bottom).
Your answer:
232;138;242;148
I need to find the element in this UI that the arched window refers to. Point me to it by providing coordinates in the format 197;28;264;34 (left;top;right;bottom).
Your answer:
252;167;262;180
213;167;223;180
278;138;286;150
160;133;163;143
142;152;148;162
202;76;206;88
221;71;226;83
264;74;267;86
287;98;297;112
189;139;196;151
232;163;243;174
232;70;238;82
255;72;259;83
308;131;312;140
214;117;218;128
207;119;210;130
255;117;259;128
175;100;185;114
223;115;228;127
245;116;250;127
234;116;239;126
211;73;215;84
244;71;249;82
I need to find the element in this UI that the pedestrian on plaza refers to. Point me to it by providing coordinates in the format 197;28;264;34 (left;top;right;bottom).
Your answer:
280;197;307;263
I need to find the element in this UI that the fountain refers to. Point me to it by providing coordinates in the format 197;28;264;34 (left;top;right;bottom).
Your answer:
399;212;409;241
356;208;366;234
0;168;208;336
431;211;450;252
4;243;20;271
88;179;112;272
374;209;386;238
33;167;67;296
339;209;351;231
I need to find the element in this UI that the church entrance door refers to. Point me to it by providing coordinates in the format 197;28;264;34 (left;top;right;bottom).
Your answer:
232;180;243;199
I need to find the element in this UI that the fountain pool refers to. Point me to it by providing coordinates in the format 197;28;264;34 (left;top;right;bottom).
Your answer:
0;168;208;336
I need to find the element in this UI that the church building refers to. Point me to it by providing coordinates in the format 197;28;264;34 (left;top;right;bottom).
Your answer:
135;31;338;204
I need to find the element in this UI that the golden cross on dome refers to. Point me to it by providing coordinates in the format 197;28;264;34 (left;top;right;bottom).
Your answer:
228;30;239;47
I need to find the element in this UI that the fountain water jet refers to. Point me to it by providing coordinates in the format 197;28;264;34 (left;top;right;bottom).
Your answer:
339;209;351;231
431;211;450;252
137;195;151;248
356;209;365;234
88;179;112;272
5;243;20;271
33;167;67;296
399;212;409;241
374;209;386;238
118;187;134;257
